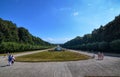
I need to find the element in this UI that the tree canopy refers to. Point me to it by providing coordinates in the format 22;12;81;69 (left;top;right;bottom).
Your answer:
0;18;53;53
62;15;120;53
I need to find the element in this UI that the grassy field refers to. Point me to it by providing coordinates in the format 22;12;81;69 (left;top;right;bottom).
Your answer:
0;51;38;56
0;48;51;56
16;50;91;62
0;52;22;56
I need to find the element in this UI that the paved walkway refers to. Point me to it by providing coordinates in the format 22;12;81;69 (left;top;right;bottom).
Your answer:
0;49;120;77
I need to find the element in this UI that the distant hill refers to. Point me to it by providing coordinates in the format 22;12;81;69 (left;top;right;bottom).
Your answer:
62;15;120;53
0;18;53;53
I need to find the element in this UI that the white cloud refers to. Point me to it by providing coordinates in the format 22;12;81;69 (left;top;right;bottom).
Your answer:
73;12;79;16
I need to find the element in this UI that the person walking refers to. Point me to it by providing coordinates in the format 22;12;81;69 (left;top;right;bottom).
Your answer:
101;52;104;60
92;53;95;59
97;52;101;60
8;54;12;66
11;55;15;64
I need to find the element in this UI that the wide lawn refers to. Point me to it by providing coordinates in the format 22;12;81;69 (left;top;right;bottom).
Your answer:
15;51;91;62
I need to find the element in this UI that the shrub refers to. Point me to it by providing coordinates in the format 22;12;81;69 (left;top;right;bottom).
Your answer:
110;39;120;52
98;41;109;51
0;42;52;53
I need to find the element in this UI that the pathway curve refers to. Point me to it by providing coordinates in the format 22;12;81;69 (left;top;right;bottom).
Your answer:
0;49;120;77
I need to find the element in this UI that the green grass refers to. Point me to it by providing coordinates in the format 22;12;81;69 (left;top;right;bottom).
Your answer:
0;48;52;56
16;51;91;62
0;52;22;56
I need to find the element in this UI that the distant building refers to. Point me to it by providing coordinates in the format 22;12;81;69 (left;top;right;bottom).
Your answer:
55;45;62;51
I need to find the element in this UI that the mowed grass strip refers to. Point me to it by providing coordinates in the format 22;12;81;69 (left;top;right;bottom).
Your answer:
15;51;91;62
0;52;24;56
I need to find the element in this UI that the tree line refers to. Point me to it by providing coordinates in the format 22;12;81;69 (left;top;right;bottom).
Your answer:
0;18;54;53
62;15;120;53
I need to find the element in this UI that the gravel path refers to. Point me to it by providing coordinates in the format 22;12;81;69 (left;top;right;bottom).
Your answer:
0;49;120;77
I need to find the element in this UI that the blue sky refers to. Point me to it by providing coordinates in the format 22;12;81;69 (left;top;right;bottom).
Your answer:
0;0;120;43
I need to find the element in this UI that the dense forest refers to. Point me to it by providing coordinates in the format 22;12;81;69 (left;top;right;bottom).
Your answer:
62;15;120;53
0;18;53;53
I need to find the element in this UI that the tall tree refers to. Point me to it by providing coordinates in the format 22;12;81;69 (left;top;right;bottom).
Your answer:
62;14;120;53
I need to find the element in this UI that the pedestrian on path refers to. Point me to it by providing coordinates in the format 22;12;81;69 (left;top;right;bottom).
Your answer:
101;52;104;60
92;53;95;59
11;55;15;64
97;52;101;60
97;52;104;60
8;54;12;66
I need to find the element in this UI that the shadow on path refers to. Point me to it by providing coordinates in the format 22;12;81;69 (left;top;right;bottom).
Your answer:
0;64;10;67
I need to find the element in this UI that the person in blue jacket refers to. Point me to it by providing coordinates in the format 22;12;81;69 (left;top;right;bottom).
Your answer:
8;54;12;66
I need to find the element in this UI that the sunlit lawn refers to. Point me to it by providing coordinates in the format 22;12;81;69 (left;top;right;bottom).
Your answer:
16;51;91;62
0;50;41;56
0;52;21;56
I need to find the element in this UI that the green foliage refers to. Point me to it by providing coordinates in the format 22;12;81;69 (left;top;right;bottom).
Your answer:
110;39;120;52
91;42;99;51
0;18;53;53
0;19;19;42
79;44;86;50
0;42;53;53
98;41;109;51
85;43;93;50
18;27;33;44
62;15;120;53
